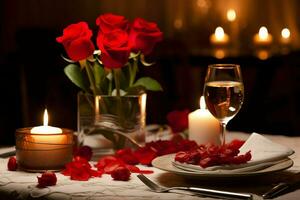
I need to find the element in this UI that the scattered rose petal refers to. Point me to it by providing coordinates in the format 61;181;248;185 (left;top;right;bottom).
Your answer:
95;156;120;170
62;156;101;181
111;166;131;181
7;156;18;171
37;171;57;188
138;170;154;174
116;148;139;165
134;146;157;165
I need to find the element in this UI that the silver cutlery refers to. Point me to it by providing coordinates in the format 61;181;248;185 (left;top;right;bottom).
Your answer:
262;182;290;199
137;174;253;200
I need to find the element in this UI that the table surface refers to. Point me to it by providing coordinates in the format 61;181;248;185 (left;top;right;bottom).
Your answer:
0;132;300;200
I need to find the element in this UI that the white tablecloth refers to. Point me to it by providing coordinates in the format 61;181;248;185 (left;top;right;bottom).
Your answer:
1;132;300;200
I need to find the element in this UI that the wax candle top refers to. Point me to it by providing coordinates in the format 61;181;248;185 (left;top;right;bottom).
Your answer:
30;109;62;134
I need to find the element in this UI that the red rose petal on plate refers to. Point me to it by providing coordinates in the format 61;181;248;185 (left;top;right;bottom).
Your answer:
227;139;245;150
7;156;18;171
37;171;57;188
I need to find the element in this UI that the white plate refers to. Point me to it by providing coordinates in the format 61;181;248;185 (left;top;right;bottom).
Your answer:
152;154;293;178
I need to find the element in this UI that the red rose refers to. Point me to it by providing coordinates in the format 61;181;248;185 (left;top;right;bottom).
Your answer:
56;22;95;61
7;156;18;171
96;13;129;33
167;109;189;133
37;171;57;188
73;145;93;161
97;29;130;68
129;18;163;55
111;166;131;181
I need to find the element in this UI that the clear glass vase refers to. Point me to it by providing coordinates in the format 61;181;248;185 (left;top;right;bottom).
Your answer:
77;92;146;153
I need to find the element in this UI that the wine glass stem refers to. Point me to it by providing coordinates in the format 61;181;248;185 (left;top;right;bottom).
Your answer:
220;122;227;146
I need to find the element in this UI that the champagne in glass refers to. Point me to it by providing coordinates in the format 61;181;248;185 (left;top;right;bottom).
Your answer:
204;64;244;145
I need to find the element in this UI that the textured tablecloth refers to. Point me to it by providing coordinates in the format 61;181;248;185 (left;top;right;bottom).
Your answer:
1;132;300;200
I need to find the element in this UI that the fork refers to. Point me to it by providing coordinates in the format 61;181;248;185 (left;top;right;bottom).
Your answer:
137;174;252;200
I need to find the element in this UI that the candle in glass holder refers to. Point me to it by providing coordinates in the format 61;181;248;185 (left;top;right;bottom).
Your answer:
16;109;73;172
253;26;273;46
210;27;229;45
188;96;220;145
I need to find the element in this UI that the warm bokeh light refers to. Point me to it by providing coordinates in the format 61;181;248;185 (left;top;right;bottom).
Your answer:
227;9;236;22
215;49;225;59
281;28;290;39
258;26;269;40
174;18;183;29
215;27;225;40
257;50;269;60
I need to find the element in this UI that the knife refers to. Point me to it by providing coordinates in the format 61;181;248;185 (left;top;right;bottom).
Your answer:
262;177;300;199
0;147;16;158
262;182;290;199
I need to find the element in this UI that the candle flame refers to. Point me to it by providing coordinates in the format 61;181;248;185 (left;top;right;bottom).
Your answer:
227;9;236;22
258;26;269;40
215;27;225;40
281;28;290;39
43;109;48;126
200;96;206;109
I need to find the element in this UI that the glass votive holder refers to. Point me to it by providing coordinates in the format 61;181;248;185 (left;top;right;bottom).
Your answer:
15;127;74;172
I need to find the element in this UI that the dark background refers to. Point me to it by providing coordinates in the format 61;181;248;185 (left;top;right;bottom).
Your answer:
0;0;300;145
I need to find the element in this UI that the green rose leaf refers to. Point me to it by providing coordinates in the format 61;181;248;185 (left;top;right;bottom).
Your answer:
64;64;88;91
133;77;163;91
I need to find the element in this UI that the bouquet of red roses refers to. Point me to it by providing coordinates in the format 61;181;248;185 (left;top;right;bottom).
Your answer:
56;13;163;96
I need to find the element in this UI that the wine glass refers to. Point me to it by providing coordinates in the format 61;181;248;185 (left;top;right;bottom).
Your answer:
203;64;244;146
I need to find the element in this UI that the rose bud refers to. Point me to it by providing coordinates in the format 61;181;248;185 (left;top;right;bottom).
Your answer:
111;166;131;181
7;156;18;171
37;171;57;188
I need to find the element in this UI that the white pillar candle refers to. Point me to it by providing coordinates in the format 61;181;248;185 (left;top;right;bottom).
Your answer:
188;96;220;145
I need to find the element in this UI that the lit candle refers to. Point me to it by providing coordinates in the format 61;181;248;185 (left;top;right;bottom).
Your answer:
210;27;229;45
188;96;220;145
280;28;291;44
15;109;73;171
31;109;62;134
253;26;273;46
